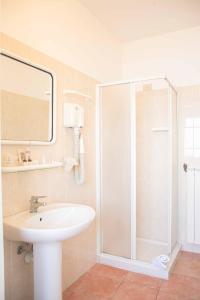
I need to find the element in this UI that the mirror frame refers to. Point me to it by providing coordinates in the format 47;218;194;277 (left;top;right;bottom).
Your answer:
1;50;56;145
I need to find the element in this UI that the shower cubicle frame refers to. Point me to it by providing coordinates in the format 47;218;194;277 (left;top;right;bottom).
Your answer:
96;76;181;279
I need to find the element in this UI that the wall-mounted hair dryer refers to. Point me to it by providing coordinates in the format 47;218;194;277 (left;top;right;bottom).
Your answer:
63;103;85;184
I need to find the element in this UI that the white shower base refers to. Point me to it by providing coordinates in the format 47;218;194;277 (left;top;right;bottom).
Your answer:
136;238;169;263
97;243;180;279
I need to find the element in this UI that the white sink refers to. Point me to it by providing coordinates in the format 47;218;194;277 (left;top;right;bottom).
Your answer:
4;202;95;243
4;202;95;300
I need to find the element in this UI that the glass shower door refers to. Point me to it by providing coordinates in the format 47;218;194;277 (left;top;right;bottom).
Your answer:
135;80;170;262
100;83;132;258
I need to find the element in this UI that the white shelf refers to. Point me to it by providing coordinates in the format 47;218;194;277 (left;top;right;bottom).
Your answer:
63;89;92;100
152;127;169;132
2;162;63;173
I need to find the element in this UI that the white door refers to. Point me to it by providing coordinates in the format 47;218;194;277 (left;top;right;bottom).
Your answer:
0;141;5;299
195;170;200;243
179;86;200;245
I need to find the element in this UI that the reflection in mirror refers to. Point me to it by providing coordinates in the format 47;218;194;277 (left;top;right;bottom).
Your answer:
1;53;54;143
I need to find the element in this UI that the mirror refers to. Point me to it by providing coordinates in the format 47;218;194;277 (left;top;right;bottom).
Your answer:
1;53;55;144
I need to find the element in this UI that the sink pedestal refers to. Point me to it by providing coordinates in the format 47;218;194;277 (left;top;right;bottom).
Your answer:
33;242;62;300
4;203;95;299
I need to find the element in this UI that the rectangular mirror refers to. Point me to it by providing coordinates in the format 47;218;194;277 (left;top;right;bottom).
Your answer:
0;53;55;144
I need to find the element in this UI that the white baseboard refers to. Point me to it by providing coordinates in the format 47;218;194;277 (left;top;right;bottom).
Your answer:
182;243;200;253
168;244;182;273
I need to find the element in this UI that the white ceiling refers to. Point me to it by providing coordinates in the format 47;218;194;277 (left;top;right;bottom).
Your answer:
79;0;200;42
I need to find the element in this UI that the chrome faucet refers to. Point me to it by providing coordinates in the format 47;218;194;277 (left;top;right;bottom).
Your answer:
29;196;47;213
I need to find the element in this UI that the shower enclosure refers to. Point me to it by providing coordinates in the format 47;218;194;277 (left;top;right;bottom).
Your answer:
96;77;180;279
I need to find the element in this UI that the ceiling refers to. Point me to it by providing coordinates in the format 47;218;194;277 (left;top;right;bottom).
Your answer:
79;0;200;42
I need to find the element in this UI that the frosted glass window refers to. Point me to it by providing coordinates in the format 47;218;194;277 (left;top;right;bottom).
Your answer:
184;118;200;157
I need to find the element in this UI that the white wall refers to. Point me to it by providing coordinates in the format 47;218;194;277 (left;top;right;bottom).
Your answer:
122;26;200;86
2;0;121;82
0;143;5;299
0;8;5;296
3;1;200;85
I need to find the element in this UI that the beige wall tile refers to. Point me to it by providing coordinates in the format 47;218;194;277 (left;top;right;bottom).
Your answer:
1;33;97;300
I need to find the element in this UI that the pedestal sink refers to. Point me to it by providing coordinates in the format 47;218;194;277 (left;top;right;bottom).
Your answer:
4;203;95;300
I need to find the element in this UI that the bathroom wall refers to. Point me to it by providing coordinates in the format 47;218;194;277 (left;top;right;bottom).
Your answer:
1;0;122;82
122;26;200;87
1;33;97;300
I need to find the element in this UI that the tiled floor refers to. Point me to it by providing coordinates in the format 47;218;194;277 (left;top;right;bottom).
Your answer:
63;251;200;300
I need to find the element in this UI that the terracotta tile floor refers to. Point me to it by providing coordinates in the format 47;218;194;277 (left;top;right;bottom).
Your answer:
63;251;200;300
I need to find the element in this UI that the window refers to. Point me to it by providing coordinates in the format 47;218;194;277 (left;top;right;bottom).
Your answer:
184;118;200;157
